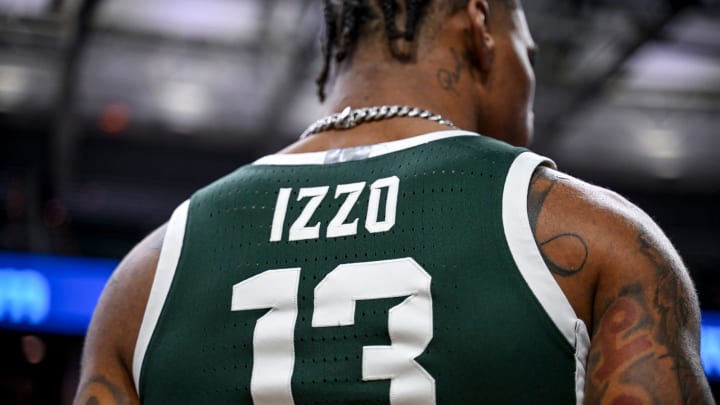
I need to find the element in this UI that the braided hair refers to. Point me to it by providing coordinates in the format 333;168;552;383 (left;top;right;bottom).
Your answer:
315;0;519;101
316;0;433;101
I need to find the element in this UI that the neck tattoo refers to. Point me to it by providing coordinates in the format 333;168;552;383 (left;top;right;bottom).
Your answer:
300;105;459;139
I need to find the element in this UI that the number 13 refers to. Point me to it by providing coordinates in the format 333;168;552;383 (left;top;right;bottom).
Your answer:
231;258;435;405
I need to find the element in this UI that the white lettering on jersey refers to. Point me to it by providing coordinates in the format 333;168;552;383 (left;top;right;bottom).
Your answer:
327;182;366;238
232;268;301;405
270;188;293;242
231;259;435;405
269;177;400;242
314;258;435;405
289;186;330;242
366;176;400;234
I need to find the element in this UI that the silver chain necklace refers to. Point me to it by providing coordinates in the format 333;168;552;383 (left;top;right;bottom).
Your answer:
300;105;459;139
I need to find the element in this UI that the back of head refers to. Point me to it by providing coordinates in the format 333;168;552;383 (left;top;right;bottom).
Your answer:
316;0;519;101
311;0;534;147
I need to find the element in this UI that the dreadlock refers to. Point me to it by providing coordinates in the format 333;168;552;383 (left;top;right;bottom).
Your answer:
315;0;519;101
316;0;432;101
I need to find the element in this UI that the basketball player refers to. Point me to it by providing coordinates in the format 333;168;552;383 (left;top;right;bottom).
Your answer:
74;0;715;404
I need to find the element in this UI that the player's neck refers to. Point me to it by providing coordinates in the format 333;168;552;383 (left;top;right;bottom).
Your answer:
280;62;483;154
328;59;478;131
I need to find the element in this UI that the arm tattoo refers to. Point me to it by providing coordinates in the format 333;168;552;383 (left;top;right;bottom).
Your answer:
76;375;130;405
528;168;589;277
436;48;471;95
587;285;658;403
586;232;713;403
639;232;709;404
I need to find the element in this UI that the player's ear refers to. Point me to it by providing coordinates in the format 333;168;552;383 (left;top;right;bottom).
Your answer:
466;0;495;76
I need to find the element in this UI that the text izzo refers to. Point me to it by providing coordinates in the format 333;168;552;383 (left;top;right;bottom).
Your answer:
270;176;400;242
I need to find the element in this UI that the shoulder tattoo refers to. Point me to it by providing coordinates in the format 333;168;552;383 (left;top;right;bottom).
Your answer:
528;167;589;277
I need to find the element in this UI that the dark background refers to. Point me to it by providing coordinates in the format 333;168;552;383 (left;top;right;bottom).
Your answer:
1;0;719;403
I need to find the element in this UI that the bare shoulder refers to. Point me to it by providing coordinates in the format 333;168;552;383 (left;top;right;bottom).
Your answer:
74;225;167;405
528;166;714;404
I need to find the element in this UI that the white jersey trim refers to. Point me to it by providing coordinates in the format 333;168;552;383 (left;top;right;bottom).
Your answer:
132;200;190;394
501;152;591;405
252;130;479;166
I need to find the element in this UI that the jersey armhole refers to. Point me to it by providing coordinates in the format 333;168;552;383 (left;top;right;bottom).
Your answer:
132;200;190;394
501;152;590;405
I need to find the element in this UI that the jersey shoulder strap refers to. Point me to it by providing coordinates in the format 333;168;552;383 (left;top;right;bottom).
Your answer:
502;151;590;404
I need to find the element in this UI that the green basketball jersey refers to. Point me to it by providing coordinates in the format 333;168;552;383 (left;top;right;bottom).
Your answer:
133;131;590;404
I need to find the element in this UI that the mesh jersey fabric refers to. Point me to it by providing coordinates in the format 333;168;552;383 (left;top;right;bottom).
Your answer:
134;131;587;404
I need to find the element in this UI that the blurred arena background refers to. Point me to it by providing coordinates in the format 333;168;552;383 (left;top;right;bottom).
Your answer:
0;0;719;403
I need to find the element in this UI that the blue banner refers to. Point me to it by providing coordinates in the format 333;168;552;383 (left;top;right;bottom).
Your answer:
0;252;118;335
702;311;720;381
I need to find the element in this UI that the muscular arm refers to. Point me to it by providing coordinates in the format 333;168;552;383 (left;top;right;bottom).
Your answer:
74;225;166;405
586;228;709;404
528;167;714;404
